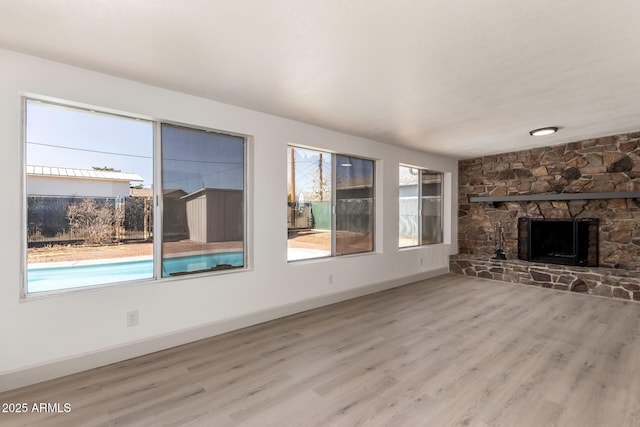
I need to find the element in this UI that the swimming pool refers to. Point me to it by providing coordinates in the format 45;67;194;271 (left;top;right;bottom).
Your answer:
27;252;244;293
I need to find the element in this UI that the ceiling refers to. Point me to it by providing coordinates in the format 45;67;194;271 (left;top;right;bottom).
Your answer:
1;1;640;159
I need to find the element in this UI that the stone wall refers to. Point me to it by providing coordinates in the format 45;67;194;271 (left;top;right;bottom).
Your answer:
450;254;640;301
458;131;640;271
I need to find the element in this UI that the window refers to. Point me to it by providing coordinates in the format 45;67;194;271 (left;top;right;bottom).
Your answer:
161;124;245;276
336;155;375;255
24;99;246;295
287;146;374;261
399;166;419;247
399;165;443;247
421;170;443;245
25;100;154;293
287;147;332;260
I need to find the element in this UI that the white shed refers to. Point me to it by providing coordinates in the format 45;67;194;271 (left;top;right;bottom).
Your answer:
27;165;144;198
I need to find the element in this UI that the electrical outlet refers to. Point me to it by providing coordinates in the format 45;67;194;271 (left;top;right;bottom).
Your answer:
328;273;334;284
419;257;424;266
126;310;139;327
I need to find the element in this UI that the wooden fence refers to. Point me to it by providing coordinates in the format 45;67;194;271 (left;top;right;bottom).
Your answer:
287;203;313;229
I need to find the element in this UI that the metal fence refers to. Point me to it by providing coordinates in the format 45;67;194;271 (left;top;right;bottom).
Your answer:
27;195;152;246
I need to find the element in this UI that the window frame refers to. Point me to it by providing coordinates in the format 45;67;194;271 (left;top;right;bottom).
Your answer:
398;164;444;248
287;145;376;262
21;97;249;299
334;154;376;256
158;122;248;279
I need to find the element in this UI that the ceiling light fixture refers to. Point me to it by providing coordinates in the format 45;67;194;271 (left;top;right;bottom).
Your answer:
529;127;559;136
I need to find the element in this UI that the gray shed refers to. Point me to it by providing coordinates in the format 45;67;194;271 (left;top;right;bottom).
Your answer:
181;188;243;243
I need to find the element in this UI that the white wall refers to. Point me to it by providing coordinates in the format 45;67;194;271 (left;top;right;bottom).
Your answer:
27;175;132;198
0;48;458;392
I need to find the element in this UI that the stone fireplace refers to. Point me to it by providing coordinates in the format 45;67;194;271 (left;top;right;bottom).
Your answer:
517;217;598;267
452;131;640;301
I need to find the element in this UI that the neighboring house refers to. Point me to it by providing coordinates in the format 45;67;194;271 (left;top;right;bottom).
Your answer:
129;187;153;198
399;167;420;198
26;166;146;242
26;165;144;198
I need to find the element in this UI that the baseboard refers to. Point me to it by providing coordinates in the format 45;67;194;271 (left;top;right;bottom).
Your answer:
0;267;448;393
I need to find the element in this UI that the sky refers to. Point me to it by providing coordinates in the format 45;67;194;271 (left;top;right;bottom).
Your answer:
26;100;154;187
161;124;244;193
26;101;244;192
287;147;374;202
288;147;332;201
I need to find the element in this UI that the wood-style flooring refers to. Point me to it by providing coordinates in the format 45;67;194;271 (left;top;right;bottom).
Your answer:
2;274;640;426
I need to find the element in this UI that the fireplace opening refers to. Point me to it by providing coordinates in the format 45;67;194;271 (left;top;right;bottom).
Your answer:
518;218;598;267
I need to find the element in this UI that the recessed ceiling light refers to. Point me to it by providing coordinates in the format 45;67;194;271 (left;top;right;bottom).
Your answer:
529;127;559;136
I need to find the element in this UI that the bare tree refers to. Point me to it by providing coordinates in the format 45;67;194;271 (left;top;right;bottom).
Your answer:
67;198;124;245
311;169;331;201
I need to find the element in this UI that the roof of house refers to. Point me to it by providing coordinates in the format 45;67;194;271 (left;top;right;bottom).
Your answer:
129;187;153;197
336;176;374;190
26;165;143;182
399;169;443;186
181;187;241;201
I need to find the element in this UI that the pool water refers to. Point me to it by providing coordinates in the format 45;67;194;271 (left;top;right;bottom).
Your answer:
161;251;243;276
27;252;244;293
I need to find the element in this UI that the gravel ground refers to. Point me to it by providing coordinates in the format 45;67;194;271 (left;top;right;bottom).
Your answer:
28;230;369;263
27;240;242;263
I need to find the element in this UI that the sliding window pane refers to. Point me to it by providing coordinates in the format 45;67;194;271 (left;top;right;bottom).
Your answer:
25;100;153;293
399;166;419;247
287;147;332;261
335;155;374;255
161;124;244;276
421;171;443;244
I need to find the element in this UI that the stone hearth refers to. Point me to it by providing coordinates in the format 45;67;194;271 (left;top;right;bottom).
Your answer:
450;254;640;301
456;131;640;301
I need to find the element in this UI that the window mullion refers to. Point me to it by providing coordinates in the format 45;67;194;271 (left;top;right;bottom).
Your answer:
153;121;163;280
418;169;423;246
331;153;337;256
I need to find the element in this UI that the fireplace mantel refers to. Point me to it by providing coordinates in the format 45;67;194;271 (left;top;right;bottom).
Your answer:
469;191;640;207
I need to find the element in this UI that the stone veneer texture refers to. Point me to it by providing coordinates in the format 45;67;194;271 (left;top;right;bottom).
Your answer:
458;131;640;271
450;254;640;301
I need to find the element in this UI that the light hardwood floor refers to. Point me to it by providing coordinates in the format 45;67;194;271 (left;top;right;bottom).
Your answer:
2;274;640;426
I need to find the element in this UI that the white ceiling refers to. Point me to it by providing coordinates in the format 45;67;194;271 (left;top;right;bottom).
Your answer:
1;1;640;159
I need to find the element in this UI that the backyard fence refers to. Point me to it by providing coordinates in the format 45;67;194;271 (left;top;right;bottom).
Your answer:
27;195;153;246
287;202;313;229
287;199;374;233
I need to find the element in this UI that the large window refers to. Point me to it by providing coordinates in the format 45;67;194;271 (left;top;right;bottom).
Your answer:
24;99;245;295
287;146;374;261
25;100;154;293
336;155;375;255
399;165;443;247
161;124;245;276
287;147;332;260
